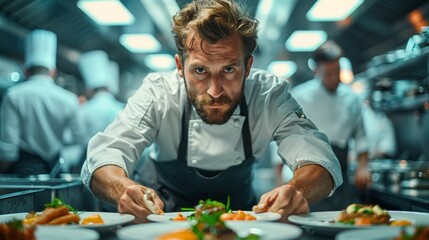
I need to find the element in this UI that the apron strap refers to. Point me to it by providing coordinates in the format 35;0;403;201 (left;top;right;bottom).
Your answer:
239;96;253;160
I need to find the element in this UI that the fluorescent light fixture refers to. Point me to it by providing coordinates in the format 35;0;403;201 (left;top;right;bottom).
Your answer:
267;61;297;78
285;30;327;52
119;34;161;53
307;0;364;21
144;54;175;71
77;0;135;25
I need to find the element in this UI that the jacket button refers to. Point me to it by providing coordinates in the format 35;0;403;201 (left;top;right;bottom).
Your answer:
193;123;200;130
191;159;198;164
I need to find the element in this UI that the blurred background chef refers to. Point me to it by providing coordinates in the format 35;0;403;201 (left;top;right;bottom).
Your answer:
78;50;124;145
0;29;84;175
286;40;370;211
73;50;124;173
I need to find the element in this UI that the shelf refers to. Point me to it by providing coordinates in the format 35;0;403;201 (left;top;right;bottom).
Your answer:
362;47;429;80
377;93;429;112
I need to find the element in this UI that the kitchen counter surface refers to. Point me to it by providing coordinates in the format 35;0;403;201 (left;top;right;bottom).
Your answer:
369;183;429;212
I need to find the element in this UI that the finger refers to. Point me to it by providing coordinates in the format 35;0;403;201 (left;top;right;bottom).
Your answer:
118;186;152;223
253;191;278;213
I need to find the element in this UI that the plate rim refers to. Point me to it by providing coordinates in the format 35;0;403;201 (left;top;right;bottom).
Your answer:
118;221;302;240
288;210;429;230
0;211;135;230
147;210;281;222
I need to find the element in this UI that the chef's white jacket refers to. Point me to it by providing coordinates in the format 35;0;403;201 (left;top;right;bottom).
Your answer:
79;91;124;144
291;79;368;154
81;69;343;194
362;104;396;159
0;74;84;163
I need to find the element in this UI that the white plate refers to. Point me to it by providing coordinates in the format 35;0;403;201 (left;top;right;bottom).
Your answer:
288;211;429;236
36;227;99;240
336;226;417;240
147;211;281;222
0;211;134;232
117;221;302;240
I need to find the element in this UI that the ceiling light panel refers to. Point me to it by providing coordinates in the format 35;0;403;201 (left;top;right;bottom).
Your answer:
119;34;161;53
77;0;135;26
267;61;297;78
285;30;327;52
307;0;364;21
144;54;175;71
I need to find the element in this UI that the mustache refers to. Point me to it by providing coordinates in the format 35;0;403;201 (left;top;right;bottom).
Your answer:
197;94;232;105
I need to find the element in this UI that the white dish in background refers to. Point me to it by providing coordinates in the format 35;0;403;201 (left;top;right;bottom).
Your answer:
117;221;302;240
36;227;99;240
288;211;429;236
0;211;134;232
147;211;281;222
336;226;418;240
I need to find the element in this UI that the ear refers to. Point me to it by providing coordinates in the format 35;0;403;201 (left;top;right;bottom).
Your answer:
244;55;254;78
175;54;183;78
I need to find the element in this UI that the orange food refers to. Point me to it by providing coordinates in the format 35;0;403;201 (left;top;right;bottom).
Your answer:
390;220;412;226
157;229;198;240
81;214;104;225
171;213;187;221
220;210;256;221
355;217;372;226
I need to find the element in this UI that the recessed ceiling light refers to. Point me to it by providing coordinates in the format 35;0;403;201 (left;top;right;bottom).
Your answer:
77;0;135;25
267;61;297;78
119;34;161;53
285;30;327;52
144;54;175;71
307;0;364;21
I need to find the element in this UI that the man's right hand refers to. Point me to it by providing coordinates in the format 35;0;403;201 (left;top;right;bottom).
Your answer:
117;185;164;223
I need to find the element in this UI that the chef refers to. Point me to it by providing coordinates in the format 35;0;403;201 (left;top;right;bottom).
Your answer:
81;0;342;223
78;50;124;145
291;40;370;211
0;29;84;175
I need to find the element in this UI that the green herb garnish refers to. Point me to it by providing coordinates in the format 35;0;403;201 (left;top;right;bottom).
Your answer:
44;198;78;214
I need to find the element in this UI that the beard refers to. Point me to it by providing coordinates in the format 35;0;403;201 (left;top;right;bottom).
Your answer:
184;78;241;125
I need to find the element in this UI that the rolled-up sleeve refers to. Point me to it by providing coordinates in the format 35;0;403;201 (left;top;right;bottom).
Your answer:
272;90;343;195
81;78;161;190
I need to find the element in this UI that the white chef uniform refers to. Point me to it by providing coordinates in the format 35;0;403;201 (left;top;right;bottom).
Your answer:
291;78;367;211
362;103;396;159
78;50;124;144
81;69;343;210
0;29;84;175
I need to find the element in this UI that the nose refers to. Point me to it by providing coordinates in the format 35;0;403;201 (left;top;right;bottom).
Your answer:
206;78;224;98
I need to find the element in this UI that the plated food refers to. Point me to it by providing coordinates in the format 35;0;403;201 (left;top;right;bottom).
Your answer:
336;225;429;240
148;199;280;222
119;199;301;240
0;198;134;239
335;204;411;226
288;204;429;236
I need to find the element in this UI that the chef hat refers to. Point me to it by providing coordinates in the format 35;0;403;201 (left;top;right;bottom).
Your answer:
24;29;57;70
108;61;120;95
79;50;110;89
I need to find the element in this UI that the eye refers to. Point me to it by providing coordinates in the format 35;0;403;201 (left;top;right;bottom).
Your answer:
194;67;207;74
224;66;234;73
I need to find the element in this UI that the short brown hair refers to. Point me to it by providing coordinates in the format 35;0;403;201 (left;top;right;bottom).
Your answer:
172;0;258;61
312;40;343;66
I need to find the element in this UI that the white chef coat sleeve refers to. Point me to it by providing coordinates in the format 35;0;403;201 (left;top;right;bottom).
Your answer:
271;90;343;196
0;91;20;161
81;76;162;189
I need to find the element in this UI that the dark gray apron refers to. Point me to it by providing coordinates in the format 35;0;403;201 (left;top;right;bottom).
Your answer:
138;97;257;211
7;150;58;176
